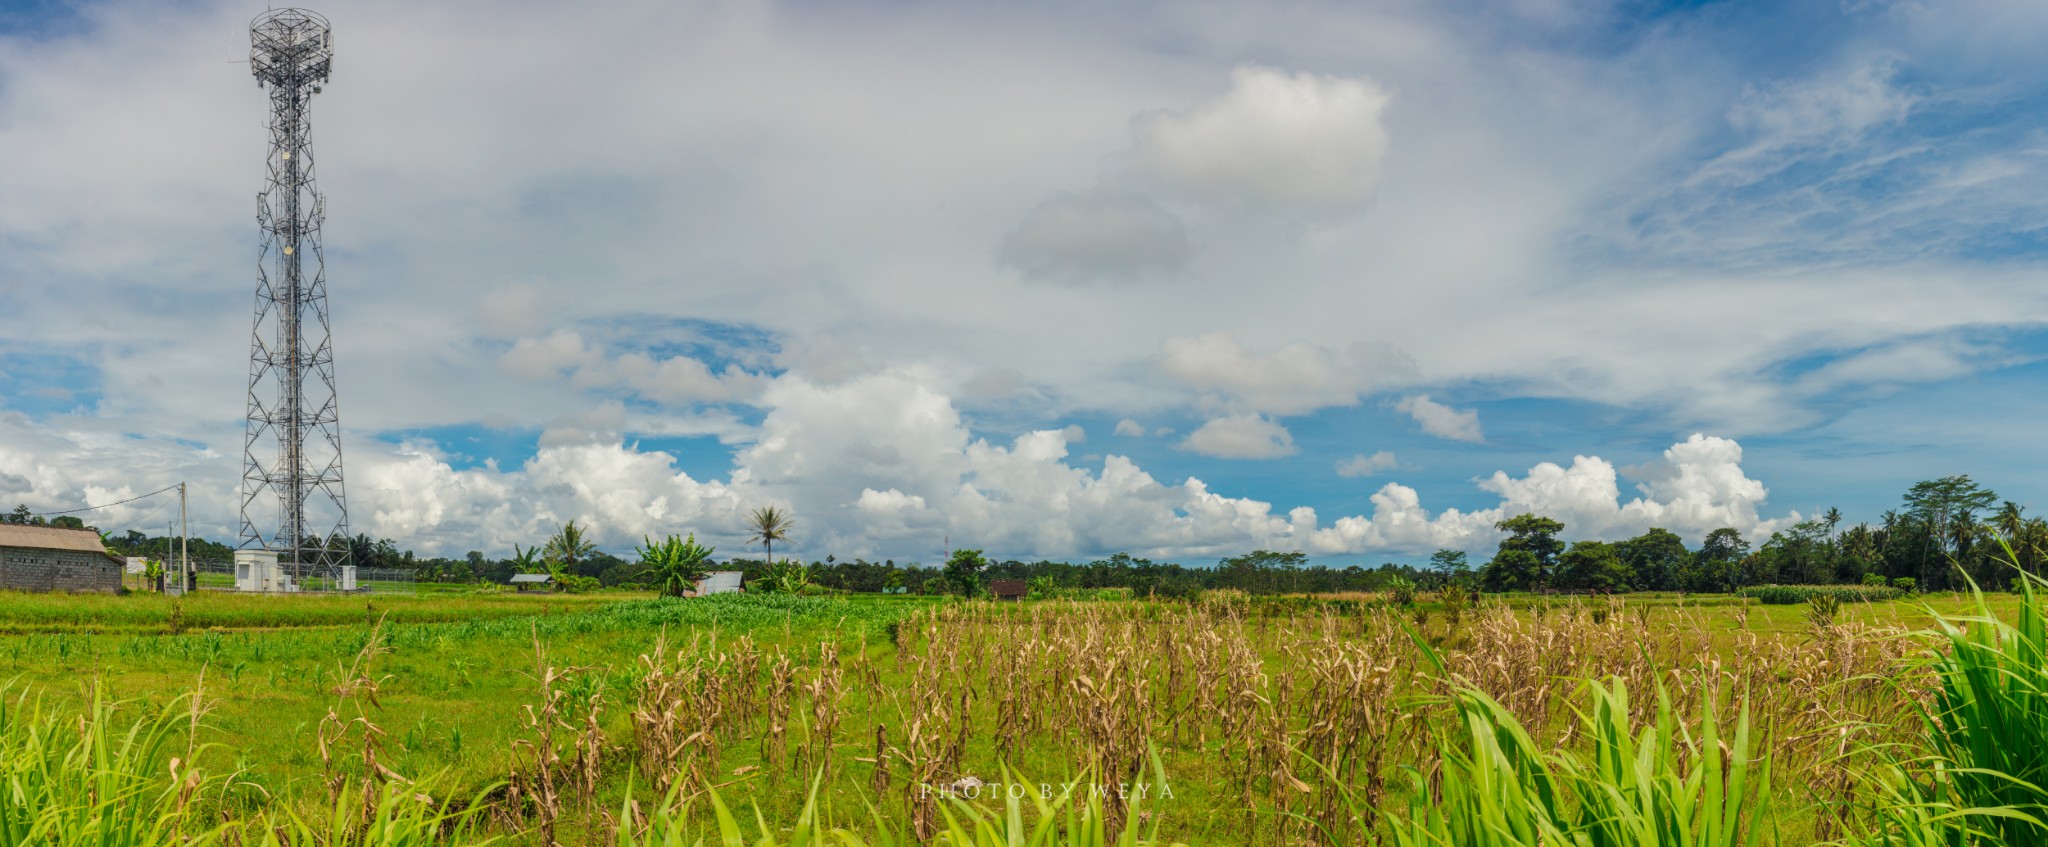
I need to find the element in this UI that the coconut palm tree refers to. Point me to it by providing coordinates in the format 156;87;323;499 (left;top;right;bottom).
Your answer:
543;520;598;576
746;506;794;563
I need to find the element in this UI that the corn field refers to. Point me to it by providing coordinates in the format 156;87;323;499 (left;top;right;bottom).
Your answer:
9;587;2048;846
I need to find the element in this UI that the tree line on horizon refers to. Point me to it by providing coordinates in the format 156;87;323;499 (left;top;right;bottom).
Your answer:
12;473;2037;595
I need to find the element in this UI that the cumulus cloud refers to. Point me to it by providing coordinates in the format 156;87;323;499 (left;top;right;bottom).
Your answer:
997;189;1190;281
1113;418;1146;437
1478;434;1788;541
0;364;1796;561
356;438;747;553
1161;332;1414;415
1132;65;1393;212
1335;451;1400;478
1394;394;1483;442
343;423;1795;559
1305;433;1789;554
1178;414;1297;459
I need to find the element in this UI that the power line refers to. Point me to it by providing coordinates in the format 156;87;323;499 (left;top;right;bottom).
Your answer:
100;498;175;539
26;483;181;517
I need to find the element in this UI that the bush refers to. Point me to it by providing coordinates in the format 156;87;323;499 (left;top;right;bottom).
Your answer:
1150;574;1202;602
1863;572;1889;587
1737;584;1902;605
1438;584;1473;625
1867;581;2048;843
1893;576;1917;594
1806;593;1840;629
552;573;602;593
1392;676;1765;847
1388;576;1417;607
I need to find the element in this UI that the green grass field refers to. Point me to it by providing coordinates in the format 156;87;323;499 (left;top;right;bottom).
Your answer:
0;587;2030;845
0;587;637;633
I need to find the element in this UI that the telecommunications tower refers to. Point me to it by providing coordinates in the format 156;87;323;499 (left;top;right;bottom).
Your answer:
240;8;350;582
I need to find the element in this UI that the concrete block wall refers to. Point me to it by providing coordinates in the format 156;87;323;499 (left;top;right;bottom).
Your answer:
0;547;123;593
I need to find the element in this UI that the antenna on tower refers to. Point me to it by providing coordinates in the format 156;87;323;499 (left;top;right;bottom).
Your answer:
240;8;351;588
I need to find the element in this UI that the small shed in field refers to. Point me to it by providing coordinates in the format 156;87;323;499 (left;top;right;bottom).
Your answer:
693;571;744;596
991;579;1028;602
0;525;122;593
511;573;553;592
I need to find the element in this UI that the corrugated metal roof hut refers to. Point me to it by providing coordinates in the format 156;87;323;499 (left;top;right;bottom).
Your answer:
510;573;553;592
0;525;123;593
693;571;744;596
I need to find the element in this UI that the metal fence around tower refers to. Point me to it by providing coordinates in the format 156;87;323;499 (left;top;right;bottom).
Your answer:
171;560;417;594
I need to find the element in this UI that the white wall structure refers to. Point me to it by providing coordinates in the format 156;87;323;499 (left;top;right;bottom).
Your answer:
125;557;148;574
233;550;295;593
695;571;744;595
340;565;357;591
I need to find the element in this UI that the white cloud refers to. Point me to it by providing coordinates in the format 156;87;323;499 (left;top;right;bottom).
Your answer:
4;0;2047;562
1477;433;1789;542
1335;450;1400;478
1725;61;1914;163
1178;414;1297;459
1113;418;1146;437
502;330;767;406
997;189;1189;281
0;368;1795;561
501;330;602;380
1797;336;2020;392
1305;433;1790;554
1394;394;1483;442
1160;332;1413;415
1133;65;1393;212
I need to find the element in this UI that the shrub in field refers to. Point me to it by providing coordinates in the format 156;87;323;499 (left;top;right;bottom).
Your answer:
1864;572;1890;587
261;777;498;847
1737;584;1902;604
1438;583;1472;625
1387;576;1417;608
1149;574;1202;602
1806;592;1841;630
1860;581;2048;844
1392;676;1767;847
754;559;816;595
636;533;715;597
1893;576;1917;594
0;683;219;847
616;766;1184;847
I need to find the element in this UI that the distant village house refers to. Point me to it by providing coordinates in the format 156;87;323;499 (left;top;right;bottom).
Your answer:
0;525;123;593
991;579;1028;602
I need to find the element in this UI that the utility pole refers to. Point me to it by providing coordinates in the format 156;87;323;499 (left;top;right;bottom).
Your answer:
180;482;191;592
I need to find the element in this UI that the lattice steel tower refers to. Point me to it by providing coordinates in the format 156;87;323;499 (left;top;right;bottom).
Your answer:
240;8;350;581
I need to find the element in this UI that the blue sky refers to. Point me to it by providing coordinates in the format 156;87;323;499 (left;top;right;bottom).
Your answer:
4;0;2048;563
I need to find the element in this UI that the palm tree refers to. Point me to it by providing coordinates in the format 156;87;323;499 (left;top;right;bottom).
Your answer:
746;506;795;563
638;533;716;597
1996;501;2026;542
543;520;598;576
